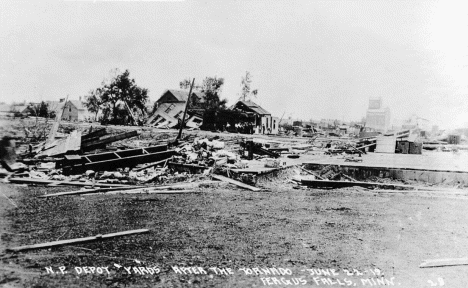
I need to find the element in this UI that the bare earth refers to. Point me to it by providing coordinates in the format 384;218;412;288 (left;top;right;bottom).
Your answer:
2;179;468;287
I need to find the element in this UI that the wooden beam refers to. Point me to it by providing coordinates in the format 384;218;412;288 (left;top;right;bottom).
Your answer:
81;131;139;151
300;179;416;190
81;128;107;142
299;166;324;180
124;101;137;125
211;174;261;192
38;186;148;198
97;181;220;195
111;189;199;195
420;258;468;268
134;159;168;171
6;229;149;252
38;130;82;157
176;78;195;141
8;178;132;188
167;162;210;174
340;173;357;182
46;95;68;145
356;142;376;150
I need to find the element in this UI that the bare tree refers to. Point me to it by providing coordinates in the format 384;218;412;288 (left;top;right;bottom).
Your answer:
240;71;258;101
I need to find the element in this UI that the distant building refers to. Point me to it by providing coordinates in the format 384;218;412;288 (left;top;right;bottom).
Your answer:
366;98;390;133
47;98;91;122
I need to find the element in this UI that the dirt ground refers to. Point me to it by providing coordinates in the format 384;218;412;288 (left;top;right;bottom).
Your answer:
2;179;468;288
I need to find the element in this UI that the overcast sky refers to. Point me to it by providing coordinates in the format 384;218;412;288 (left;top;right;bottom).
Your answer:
1;1;467;129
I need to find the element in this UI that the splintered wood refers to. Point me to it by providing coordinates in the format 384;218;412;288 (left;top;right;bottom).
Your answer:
7;229;149;252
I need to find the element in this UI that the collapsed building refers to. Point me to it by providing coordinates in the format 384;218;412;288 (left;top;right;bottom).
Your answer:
146;90;205;129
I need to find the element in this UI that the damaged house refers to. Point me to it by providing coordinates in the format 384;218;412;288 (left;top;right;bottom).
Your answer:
146;90;205;128
230;100;279;135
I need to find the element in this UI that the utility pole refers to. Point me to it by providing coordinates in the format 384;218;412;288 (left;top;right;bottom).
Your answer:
176;78;195;141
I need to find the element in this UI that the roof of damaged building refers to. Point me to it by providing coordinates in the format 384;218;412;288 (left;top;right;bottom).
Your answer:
159;89;207;103
69;100;85;110
231;100;271;116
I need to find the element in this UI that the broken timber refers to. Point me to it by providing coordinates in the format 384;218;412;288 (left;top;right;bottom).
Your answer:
134;159;168;172
211;174;261;191
300;166;324;180
38;130;82;157
255;146;280;158
107;189;199;195
167;162;209;174
8;177;132;188
81;128;107;142
102;181;220;195
6;229;149;252
38;186;148;198
81;131;139;151
420;258;468;268
46;95;68;145
62;144;175;174
299;179;418;190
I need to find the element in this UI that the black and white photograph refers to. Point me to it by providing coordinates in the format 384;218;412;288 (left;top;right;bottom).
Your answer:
1;0;468;287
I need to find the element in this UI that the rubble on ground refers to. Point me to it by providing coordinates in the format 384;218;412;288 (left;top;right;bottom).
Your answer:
1;121;466;193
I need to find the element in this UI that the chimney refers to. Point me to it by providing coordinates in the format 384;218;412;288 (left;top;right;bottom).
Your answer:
79;96;81;101
59;98;65;103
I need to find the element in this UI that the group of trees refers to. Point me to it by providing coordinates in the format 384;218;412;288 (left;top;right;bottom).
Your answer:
178;71;259;111
179;76;227;110
84;69;149;125
83;69;259;126
24;102;56;119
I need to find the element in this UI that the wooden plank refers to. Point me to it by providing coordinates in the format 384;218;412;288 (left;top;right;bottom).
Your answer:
81;150;174;173
8;177;132;188
102;181;220;195
176;78;195;141
81;128;107;142
124;101;137;125
81;131;138;151
6;229;149;252
356;142;377;150
134;159;168;171
420;258;468;268
38;131;82;157
300;179;414;190
167;162;209;174
299;166;324;180
46;95;68;145
111;189;199;195
211;174;261;191
38;186;148;198
341;173;357;182
63;146;173;174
